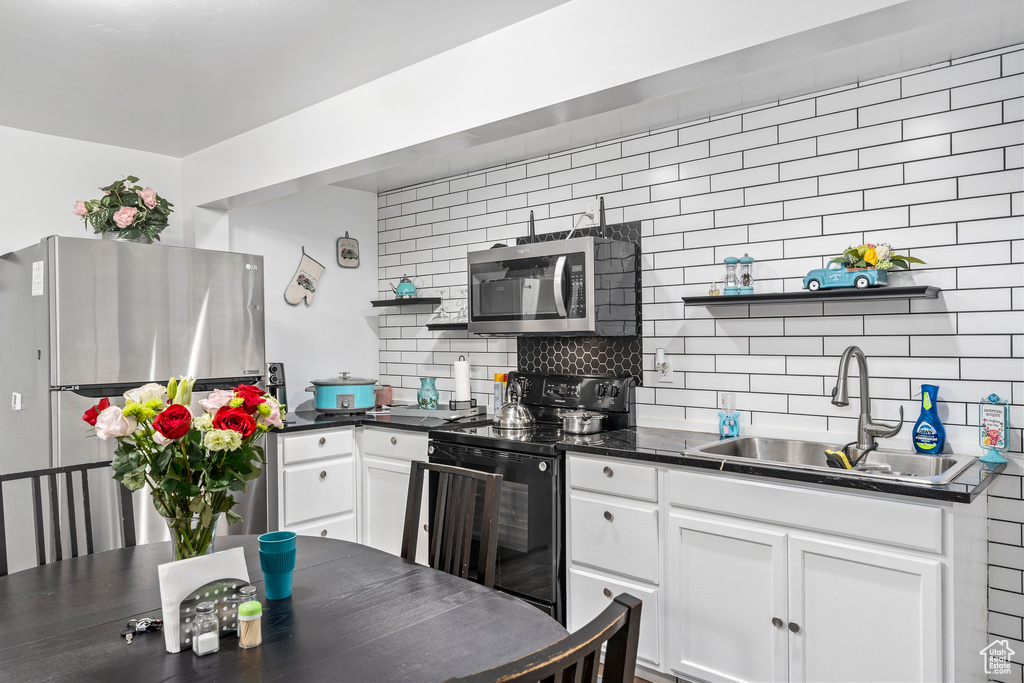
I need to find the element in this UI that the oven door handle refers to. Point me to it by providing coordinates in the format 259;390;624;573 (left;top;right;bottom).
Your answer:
553;255;568;318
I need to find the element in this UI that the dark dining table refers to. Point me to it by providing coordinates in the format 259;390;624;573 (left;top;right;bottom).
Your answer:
0;536;568;681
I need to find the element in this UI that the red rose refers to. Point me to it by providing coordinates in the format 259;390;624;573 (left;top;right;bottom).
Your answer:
232;384;267;415
213;406;257;439
153;404;193;440
82;398;111;426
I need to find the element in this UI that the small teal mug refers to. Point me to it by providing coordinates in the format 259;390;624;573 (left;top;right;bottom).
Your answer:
258;530;297;553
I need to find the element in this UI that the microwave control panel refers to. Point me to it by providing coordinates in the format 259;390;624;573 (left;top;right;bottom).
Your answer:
567;254;586;318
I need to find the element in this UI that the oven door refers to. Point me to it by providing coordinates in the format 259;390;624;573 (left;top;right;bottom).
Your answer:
428;441;564;623
468;239;591;335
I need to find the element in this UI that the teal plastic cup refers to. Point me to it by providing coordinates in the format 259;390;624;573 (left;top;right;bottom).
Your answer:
259;547;296;600
258;530;297;553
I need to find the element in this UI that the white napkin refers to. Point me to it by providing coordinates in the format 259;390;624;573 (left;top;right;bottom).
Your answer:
157;547;249;653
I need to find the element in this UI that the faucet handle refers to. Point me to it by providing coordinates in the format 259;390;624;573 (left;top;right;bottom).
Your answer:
865;405;904;439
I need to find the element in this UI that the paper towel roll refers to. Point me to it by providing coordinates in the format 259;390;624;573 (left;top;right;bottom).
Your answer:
454;356;471;402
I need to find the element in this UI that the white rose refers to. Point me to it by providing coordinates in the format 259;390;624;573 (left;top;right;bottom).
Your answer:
124;382;166;405
94;406;138;440
874;244;891;263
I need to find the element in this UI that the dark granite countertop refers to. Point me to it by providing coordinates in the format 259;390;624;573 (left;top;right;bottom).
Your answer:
280;409;491;434
558;426;1005;504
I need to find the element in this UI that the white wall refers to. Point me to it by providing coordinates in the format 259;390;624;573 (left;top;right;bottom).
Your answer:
0;125;182;255
228;185;379;412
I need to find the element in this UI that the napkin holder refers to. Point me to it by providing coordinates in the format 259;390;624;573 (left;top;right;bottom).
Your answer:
157;548;249;653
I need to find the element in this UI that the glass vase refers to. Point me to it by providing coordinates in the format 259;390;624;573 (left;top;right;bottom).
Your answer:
101;230;152;244
418;377;439;410
164;514;219;561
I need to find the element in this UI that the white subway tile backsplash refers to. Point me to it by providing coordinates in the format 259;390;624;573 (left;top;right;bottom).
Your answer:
378;50;1024;644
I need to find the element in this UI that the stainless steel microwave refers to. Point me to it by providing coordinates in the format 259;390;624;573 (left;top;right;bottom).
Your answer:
467;236;637;336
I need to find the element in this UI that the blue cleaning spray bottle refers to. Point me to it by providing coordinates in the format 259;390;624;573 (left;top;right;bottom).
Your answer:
912;384;946;455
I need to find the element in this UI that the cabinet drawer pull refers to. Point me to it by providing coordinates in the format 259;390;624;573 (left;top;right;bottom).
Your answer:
423;524;429;532
319;470;327;481
603;587;612;598
318;437;326;447
320;529;327;537
603;510;614;522
603;466;613;477
788;622;801;634
772;617;784;629
391;436;398;445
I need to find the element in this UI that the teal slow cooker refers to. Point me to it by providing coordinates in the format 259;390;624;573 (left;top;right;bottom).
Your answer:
306;372;377;414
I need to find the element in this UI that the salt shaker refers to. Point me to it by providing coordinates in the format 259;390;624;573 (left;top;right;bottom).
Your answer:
192;601;220;656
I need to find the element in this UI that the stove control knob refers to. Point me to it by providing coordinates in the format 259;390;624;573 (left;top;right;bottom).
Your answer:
428;446;435;454
610;386;620;398
597;384;608;397
538;462;548;472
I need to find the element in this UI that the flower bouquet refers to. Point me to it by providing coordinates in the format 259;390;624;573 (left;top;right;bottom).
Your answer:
831;243;925;271
83;378;285;561
73;175;174;242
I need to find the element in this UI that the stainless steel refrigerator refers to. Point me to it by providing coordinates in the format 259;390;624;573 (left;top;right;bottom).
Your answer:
0;236;267;574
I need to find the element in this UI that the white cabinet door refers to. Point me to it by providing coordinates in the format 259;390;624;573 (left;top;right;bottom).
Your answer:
360;453;428;563
667;511;789;683
569;567;662;667
787;535;942;683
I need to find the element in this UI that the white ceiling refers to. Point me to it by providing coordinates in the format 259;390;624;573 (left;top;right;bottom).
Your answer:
0;0;567;157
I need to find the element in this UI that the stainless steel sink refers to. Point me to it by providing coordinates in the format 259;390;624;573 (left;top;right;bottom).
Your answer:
689;437;974;486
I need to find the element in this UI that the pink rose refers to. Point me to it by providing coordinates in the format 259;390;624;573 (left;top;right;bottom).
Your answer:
73;200;88;216
259;396;284;429
199;388;235;414
138;187;158;209
94;406;138;440
112;206;138;229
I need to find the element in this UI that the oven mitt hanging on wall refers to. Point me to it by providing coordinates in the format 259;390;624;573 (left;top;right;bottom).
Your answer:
337;231;359;268
284;247;325;307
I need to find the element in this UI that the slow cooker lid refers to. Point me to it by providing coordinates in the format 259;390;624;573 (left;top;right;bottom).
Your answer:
310;371;378;386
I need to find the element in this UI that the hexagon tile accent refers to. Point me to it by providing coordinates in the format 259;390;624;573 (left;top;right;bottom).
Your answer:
516;221;643;385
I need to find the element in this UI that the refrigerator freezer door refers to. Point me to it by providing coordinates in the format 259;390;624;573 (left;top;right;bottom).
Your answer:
49;237;265;387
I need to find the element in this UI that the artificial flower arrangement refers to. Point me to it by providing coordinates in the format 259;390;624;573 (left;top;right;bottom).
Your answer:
82;377;285;560
73;175;174;242
831;243;925;271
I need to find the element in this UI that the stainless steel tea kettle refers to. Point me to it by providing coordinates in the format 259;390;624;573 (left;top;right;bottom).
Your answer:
493;379;535;431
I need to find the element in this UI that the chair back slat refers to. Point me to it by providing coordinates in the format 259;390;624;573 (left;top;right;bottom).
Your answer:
445;593;642;683
401;462;503;588
0;461;135;577
30;476;46;567
81;470;94;555
64;471;79;558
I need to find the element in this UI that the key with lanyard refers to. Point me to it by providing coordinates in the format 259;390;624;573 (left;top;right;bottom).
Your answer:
121;618;163;644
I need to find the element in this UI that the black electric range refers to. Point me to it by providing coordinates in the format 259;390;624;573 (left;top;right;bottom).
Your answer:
427;372;635;625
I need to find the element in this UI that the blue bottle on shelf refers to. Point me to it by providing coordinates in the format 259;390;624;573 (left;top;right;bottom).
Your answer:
912;384;946;455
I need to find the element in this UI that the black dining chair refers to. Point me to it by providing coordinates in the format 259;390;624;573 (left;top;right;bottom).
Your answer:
0;461;136;577
401;461;503;587
447;593;643;683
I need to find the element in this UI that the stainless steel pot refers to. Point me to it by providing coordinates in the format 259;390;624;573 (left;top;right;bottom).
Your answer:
561;410;607;435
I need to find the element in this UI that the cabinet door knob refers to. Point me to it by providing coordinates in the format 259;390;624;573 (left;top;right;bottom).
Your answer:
788;622;801;634
423;524;429;532
319;470;327;481
772;617;785;629
603;466;613;477
391;436;398;445
603;588;612;598
318;437;326;446
320;529;327;537
603;510;614;522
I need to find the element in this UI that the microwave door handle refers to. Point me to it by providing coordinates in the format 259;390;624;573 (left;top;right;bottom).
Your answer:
553;255;568;317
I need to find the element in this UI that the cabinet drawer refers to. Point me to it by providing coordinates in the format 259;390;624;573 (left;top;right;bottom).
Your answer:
569;455;657;502
362;428;428;462
282;459;355;526
569;567;660;667
570;493;659;584
282;428;354;465
287;514;356;543
666;469;944;554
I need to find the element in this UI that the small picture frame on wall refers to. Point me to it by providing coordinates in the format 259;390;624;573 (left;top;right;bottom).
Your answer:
337;231;359;268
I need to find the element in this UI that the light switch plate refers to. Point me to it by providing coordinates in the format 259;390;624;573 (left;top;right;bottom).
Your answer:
11;392;23;410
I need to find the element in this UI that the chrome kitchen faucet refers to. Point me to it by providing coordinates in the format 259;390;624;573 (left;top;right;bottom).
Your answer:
831;345;903;461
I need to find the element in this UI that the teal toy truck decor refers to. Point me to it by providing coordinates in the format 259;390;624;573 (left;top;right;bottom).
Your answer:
803;243;925;292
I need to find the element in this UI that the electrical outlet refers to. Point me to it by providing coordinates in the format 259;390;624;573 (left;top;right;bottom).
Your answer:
656;348;672;383
582;198;600;227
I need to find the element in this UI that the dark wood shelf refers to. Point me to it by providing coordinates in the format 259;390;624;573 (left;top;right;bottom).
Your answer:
682;286;941;306
426;322;468;330
371;297;442;308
